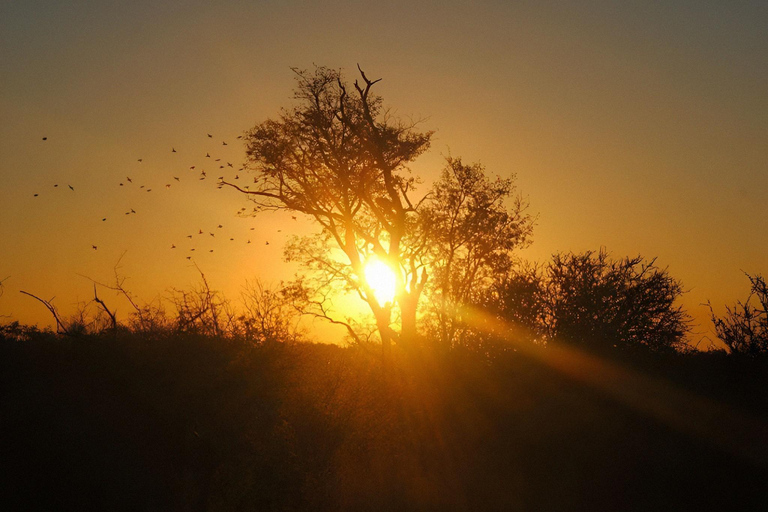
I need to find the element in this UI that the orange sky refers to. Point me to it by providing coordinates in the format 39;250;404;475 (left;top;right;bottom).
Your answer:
1;1;766;345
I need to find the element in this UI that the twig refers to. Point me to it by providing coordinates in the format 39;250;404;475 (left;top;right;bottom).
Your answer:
0;275;9;298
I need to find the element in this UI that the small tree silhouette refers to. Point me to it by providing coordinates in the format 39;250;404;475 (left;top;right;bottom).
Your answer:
419;157;533;351
708;273;768;357
488;250;690;352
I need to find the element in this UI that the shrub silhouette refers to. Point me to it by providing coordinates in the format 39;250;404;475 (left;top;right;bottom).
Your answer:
709;274;768;357
487;250;690;352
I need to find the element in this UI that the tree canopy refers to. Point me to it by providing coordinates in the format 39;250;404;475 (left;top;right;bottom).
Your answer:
222;66;433;351
485;250;690;353
420;157;533;350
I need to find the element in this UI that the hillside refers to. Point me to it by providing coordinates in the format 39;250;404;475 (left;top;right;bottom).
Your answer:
2;326;767;511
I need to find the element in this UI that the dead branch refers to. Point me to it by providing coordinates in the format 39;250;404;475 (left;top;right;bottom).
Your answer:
92;284;117;331
19;290;70;335
0;275;9;299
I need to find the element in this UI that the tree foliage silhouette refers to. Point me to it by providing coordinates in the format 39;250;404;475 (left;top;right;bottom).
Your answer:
223;66;433;352
486;250;690;352
709;273;768;357
420;157;533;351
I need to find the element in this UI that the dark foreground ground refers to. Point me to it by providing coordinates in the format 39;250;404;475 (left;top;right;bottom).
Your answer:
1;326;767;511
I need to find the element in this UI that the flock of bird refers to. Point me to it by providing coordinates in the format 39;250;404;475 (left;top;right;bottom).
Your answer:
33;133;292;259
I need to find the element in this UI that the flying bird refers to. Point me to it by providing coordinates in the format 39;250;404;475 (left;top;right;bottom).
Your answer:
172;147;176;152
265;241;270;245
227;162;233;167
171;244;176;249
209;249;214;252
229;238;234;241
209;233;215;237
119;183;124;186
130;208;136;214
190;166;195;170
207;133;212;138
92;245;97;250
54;184;58;187
186;256;192;260
291;216;297;220
146;188;152;192
205;153;210;158
127;177;132;183
222;141;227;146
102;218;106;222
198;229;203;234
68;184;74;191
217;224;223;228
165;184;171;189
33;193;39;197
137;158;143;163
42;137;47;141
174;176;180;181
187;235;193;239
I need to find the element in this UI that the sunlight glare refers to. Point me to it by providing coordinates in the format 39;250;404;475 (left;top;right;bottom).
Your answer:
364;258;397;305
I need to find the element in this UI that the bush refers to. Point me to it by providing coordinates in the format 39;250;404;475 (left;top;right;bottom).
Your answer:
709;274;768;357
487;250;690;352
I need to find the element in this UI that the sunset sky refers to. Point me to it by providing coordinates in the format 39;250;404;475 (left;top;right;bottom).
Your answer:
1;0;766;344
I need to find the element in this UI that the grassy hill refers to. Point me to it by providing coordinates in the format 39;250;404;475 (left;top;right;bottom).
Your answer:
1;325;767;511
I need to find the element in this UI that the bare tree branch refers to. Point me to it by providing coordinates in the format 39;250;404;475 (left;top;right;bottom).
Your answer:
91;284;117;331
19;290;70;335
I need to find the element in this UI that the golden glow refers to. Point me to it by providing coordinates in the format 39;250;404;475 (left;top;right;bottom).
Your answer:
364;258;397;305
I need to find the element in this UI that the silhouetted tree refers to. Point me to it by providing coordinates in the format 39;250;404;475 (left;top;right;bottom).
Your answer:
488;250;690;352
223;66;433;353
708;273;767;357
419;157;533;351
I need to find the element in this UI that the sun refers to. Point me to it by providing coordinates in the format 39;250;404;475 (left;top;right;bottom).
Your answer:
364;258;398;306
